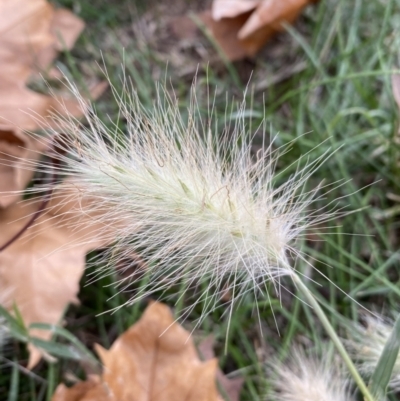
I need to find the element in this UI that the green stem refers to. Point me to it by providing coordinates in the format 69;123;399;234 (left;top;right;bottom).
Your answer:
291;273;375;401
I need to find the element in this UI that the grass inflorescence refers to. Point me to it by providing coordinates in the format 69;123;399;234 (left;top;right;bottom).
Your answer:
35;77;346;326
1;0;400;400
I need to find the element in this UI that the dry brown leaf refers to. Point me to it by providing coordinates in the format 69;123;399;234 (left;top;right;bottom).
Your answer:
203;0;315;60
52;302;222;401
0;84;91;131
0;0;89;208
52;377;104;401
212;0;260;20
0;0;107;369
0;0;91;134
52;9;85;51
0;0;54;85
198;336;244;401
200;11;253;61
0;0;83;80
0;129;48;208
238;0;311;40
0;81;106;208
35;8;85;74
0;184;111;368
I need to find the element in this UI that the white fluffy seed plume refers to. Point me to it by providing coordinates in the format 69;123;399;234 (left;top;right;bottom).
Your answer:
267;347;354;401
346;315;400;391
27;79;340;318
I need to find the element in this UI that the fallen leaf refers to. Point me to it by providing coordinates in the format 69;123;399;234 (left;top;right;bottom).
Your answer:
0;0;107;369
52;377;103;401
0;81;106;207
0;0;92;136
35;8;85;74
202;0;316;60
0;0;54;85
0;0;83;80
238;0;311;41
0;83;90;131
200;11;253;61
212;0;260;20
198;336;244;401
0;0;88;207
52;302;222;401
0;184;111;368
0;129;48;208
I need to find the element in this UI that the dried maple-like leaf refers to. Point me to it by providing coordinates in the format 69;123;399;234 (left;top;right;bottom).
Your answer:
0;0;53;85
0;0;92;136
0;0;90;208
0;0;83;82
52;302;222;401
35;8;85;74
0;184;111;368
202;0;316;60
52;377;104;401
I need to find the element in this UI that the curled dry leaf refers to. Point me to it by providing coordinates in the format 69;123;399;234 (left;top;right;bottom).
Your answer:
0;184;111;368
203;0;316;60
52;302;222;401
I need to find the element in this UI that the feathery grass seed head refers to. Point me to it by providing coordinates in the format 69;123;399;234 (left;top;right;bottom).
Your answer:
346;314;400;391
29;80;339;316
267;347;354;401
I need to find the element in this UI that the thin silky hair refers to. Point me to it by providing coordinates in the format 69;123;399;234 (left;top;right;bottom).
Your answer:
19;76;345;322
267;347;354;401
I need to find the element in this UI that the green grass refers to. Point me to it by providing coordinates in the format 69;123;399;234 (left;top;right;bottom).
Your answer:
1;0;400;400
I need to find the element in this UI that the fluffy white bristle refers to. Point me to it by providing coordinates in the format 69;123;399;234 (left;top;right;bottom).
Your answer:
22;79;340;318
267;347;354;401
346;314;400;391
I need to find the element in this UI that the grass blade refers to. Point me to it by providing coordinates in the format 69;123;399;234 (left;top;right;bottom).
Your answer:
29;323;100;370
7;360;19;401
0;305;28;342
369;314;400;399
